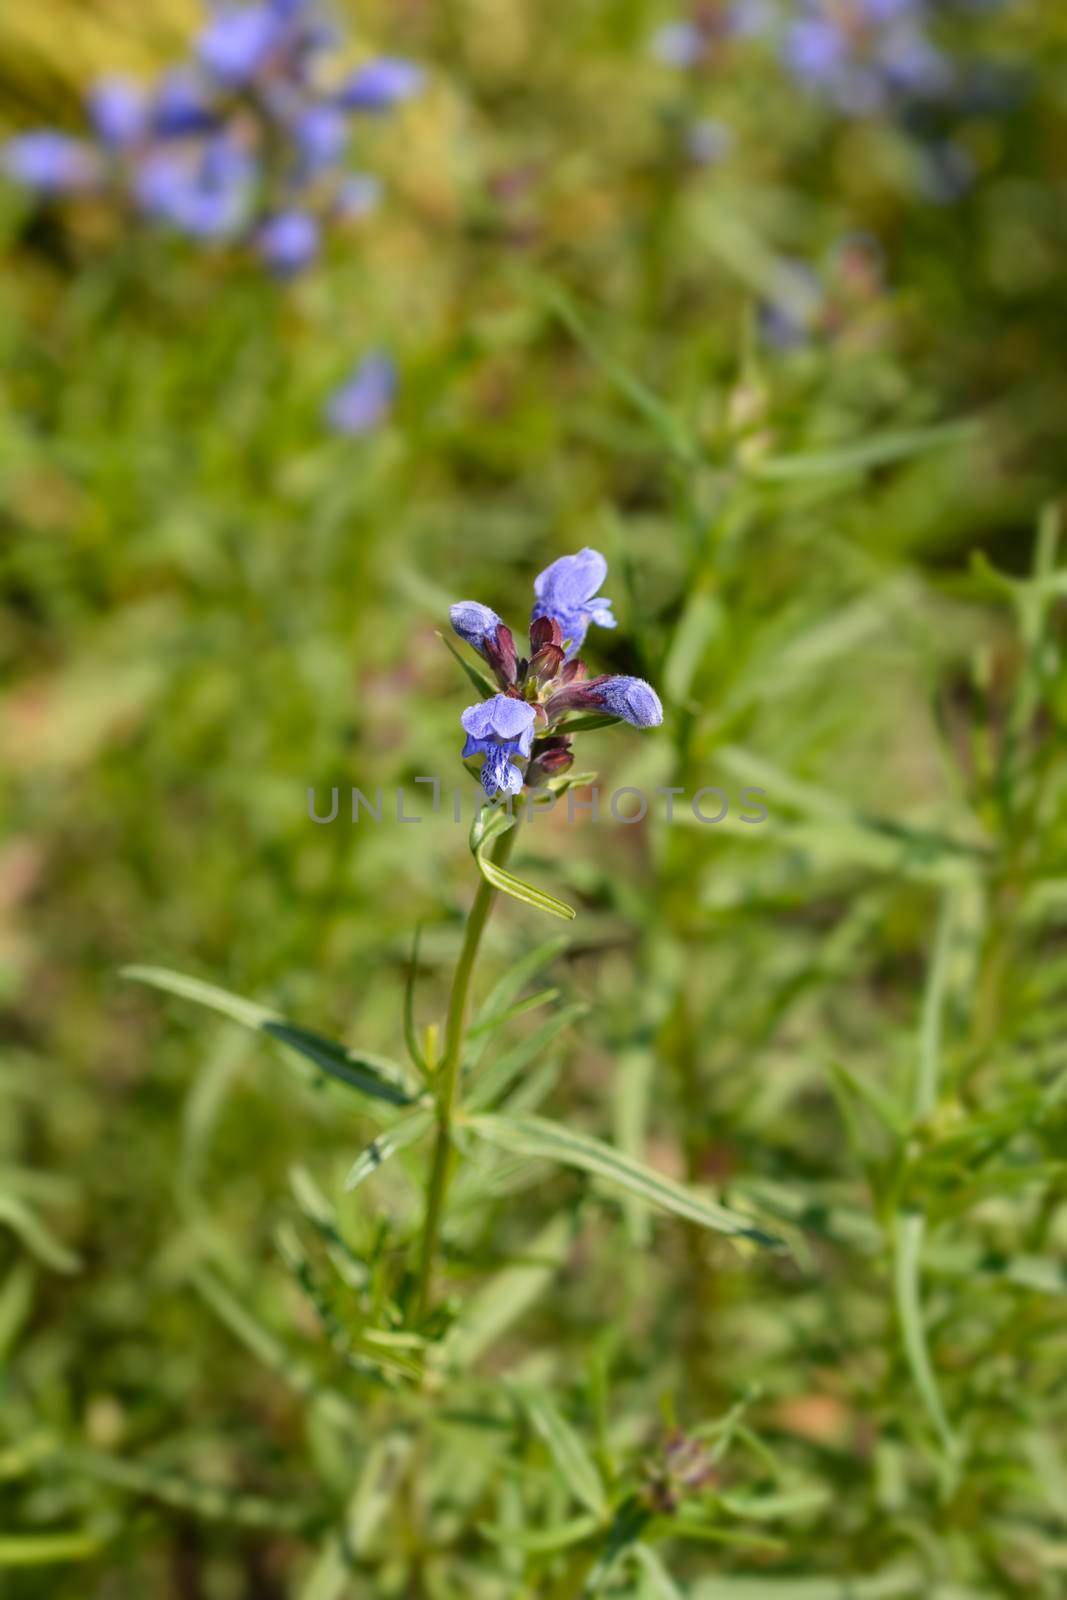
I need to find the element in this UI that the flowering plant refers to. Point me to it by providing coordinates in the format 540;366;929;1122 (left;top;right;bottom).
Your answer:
126;546;772;1369
2;0;422;275
450;548;662;801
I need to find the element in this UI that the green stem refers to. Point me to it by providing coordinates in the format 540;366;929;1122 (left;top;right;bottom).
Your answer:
416;823;517;1318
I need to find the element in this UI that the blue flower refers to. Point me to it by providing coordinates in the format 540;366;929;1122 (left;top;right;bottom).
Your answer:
292;103;348;171
151;70;219;138
531;547;615;658
461;696;537;797
596;675;663;727
198;5;283;84
134;139;252;239
545;673;663;727
450;603;519;686
449;551;663;795
88;78;148;148
450;603;506;654
2;131;98;193
257;209;320;273
338;58;424;112
325;354;396;435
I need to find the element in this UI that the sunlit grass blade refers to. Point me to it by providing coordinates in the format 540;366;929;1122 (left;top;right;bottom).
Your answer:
512;1385;609;1520
468;1003;587;1110
629;1543;684;1599
442;1212;574;1369
404;923;428;1077
191;1266;356;1429
0;1193;80;1274
748;420;979;482
547;287;696;463
57;1448;311;1531
123;965;418;1106
289;1165;368;1289
298;1435;413;1600
468;1115;781;1245
478;1514;599;1553
0;1531;101;1566
466;986;560;1040
343;1107;434;1192
893;1210;954;1455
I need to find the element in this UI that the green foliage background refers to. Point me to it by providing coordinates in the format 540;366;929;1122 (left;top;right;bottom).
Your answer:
1;2;1066;1595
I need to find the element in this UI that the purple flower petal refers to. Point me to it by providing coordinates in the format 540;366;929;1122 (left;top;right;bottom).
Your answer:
338;58;424;112
88;77;149;148
325;353;397;435
461;695;536;745
3;131;98;193
596;676;663;728
257;209;320;274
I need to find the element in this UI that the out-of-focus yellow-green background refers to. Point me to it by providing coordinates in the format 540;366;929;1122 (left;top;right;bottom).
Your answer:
2;2;1066;1595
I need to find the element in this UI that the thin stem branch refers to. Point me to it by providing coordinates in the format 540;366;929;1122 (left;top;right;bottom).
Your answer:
415;822;517;1318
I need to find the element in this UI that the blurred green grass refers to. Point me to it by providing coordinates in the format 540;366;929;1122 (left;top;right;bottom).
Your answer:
2;1;1067;1596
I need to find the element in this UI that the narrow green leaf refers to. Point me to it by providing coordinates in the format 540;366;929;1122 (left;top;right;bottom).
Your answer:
893;1210;954;1454
191;1266;356;1429
690;1570;938;1599
475;852;576;921
548;289;696;463
914;891;956;1122
437;629;497;699
629;1543;684;1600
468;814;576;921
58;1448;309;1531
288;1165;368;1289
663;590;721;704
826;1060;907;1140
442;1213;574;1369
512;1385;609;1520
478;1514;599;1553
0;1531;101;1566
262;1022;415;1106
404;924;428;1076
343;1108;434;1192
749;420;978;482
123;966;417;1107
0;1193;80;1274
468;1115;780;1246
614;1048;654;1247
468;1004;587;1110
466;987;560;1040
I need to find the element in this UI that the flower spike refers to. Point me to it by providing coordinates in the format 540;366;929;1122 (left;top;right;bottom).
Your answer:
449;550;662;796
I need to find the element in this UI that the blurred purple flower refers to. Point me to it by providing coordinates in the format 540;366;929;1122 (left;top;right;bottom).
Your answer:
292;103;349;170
325;353;397;434
2;131;98;193
152;69;218;137
88;77;149;148
135;138;253;239
338;58;424;112
257;208;320;272
198;4;283;84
